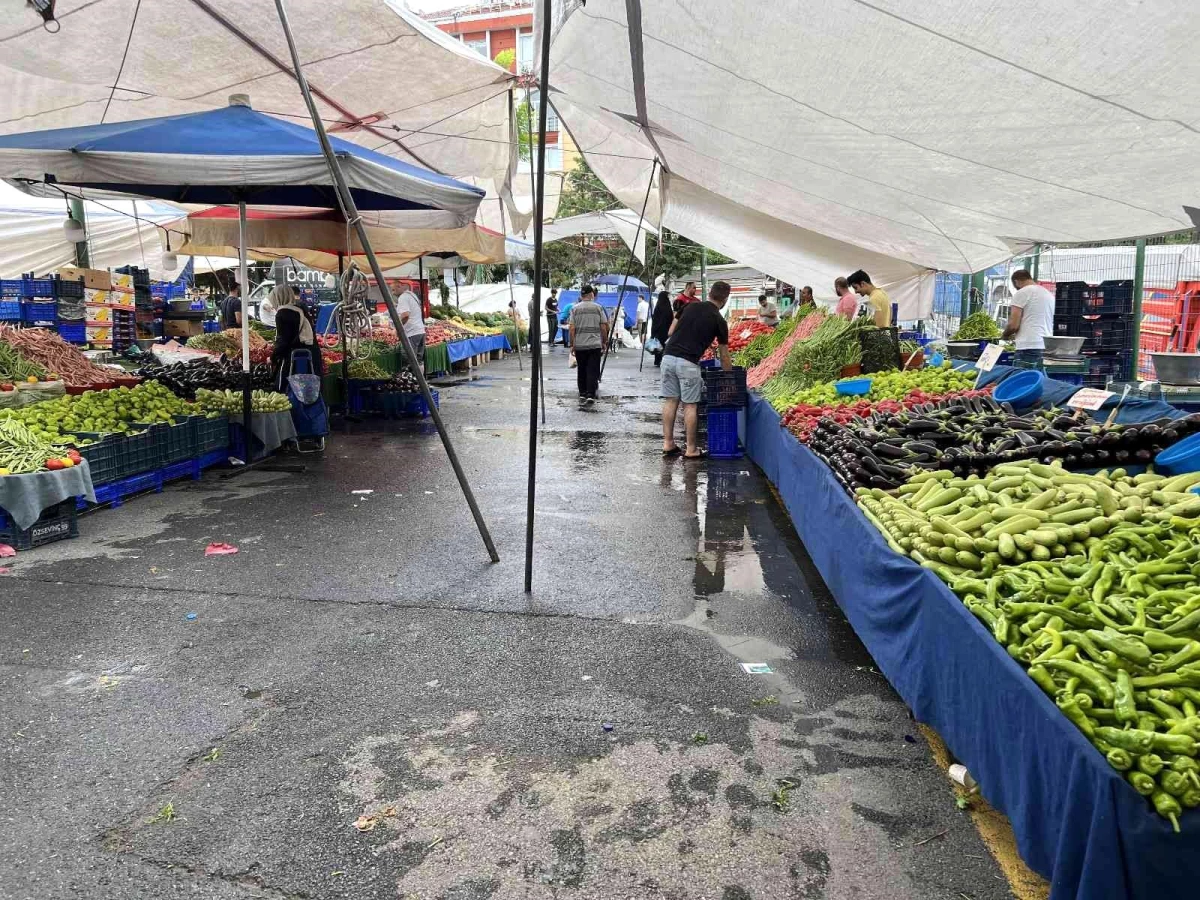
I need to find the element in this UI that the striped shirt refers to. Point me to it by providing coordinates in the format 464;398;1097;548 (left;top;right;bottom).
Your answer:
569;300;608;350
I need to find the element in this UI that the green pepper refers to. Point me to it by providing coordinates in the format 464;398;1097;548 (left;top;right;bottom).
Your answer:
1161;770;1190;797
1073;692;1094;711
1056;694;1095;738
1031;630;1064;664
1095;726;1155;754
1086;629;1153;666
1139;713;1163;732
1170;756;1200;790
1144;630;1193;652
1114;670;1138;725
1027;665;1057;696
1129;771;1157;795
1136;753;1164;776
1060;630;1110;665
1004;603;1094;628
1044;659;1116;704
1164;609;1200;636
1151;732;1198;756
1181;789;1200;809
1157;642;1200;672
1149;697;1186;723
1106;747;1133;771
1152;791;1183;831
1092;568;1116;604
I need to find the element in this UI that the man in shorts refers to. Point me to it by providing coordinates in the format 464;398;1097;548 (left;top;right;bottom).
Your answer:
661;281;732;460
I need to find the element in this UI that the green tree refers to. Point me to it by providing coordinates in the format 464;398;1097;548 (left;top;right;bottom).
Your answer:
493;48;516;72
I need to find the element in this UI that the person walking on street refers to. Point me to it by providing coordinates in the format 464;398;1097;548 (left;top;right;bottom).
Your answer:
834;277;859;320
569;285;609;404
848;270;893;327
1003;269;1055;370
636;293;650;343
544;289;560;349
661;281;732;460
396;284;426;364
649;290;673;367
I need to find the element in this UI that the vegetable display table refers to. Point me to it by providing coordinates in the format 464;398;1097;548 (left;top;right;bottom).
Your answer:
444;334;512;365
0;461;96;530
424;341;450;376
744;392;1199;900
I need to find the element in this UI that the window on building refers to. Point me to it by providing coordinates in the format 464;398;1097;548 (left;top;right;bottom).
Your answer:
464;37;488;57
528;91;559;134
517;32;534;73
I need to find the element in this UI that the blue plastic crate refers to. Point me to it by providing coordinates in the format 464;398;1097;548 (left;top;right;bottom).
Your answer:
57;322;87;344
21;275;55;298
162;458;201;483
21;301;57;325
0;299;20;320
81;469;165;510
199;447;227;470
0;279;23;298
706;407;743;459
0;499;79;549
229;422;270;462
702;366;748;408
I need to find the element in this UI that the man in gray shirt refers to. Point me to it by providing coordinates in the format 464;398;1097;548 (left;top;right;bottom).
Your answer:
568;285;609;404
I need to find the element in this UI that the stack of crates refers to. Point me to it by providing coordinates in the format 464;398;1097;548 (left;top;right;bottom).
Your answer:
701;365;748;458
112;307;135;351
0;278;21;322
19;273;57;328
1053;280;1135;388
55;274;87;344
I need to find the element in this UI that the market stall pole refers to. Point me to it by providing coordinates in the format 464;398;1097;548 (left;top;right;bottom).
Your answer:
238;201;253;448
273;0;498;564
599;158;657;381
521;80;547;428
524;0;553;592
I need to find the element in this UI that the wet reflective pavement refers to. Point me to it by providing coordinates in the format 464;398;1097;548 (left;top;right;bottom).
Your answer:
0;350;1017;899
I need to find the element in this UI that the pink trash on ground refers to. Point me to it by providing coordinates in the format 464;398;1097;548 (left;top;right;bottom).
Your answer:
0;544;15;559
204;542;239;557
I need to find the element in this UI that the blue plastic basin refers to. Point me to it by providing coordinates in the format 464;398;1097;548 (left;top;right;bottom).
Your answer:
1156;432;1200;476
835;377;873;396
993;369;1045;409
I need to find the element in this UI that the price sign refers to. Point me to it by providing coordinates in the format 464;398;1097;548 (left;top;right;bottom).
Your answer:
975;343;1004;372
1068;388;1114;411
738;328;753;340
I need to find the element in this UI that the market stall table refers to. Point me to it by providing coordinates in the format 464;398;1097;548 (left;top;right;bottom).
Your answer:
744;392;1198;900
232;411;298;461
424;341;451;376
0;461;96;530
444;334;512;365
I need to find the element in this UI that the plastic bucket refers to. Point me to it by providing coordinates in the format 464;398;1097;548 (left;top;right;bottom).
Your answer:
993;370;1045;409
1156;432;1200;476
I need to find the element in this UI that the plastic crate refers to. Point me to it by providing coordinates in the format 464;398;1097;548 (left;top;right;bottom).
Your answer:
162;458;202;483
54;275;85;299
57;322;87;344
0;499;79;550
706;407;743;458
1047;371;1085;386
134;418;196;465
192;413;230;455
198;447;227;469
21;301;57;325
0;279;23;298
1056;281;1091;301
1082;351;1133;387
1083;280;1135;316
70;433;123;485
21;274;55;298
1076;315;1133;352
702;366;748;408
82;469;165;510
0;299;20;320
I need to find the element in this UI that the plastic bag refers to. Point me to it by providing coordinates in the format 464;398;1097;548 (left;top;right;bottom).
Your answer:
645;337;662;353
287;373;321;405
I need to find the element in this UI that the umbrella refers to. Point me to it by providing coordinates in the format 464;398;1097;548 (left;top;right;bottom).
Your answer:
592;273;649;290
0;95;485;452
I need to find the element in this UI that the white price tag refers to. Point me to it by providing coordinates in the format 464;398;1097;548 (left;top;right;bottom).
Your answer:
738;328;753;340
1067;388;1115;411
975;343;1004;372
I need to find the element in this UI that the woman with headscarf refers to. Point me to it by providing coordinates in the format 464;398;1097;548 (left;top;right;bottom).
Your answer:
649;290;674;367
270;284;323;391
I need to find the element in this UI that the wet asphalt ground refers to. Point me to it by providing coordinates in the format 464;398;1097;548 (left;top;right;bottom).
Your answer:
0;345;1015;900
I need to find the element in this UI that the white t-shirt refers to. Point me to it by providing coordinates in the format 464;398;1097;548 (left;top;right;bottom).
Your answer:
1010;284;1055;350
636;298;650;322
396;290;425;337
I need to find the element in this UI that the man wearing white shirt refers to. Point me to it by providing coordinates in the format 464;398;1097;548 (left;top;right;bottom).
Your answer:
396;287;426;363
1003;269;1055;370
636;294;650;343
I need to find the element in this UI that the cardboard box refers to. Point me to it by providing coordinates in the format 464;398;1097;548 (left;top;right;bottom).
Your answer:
87;305;113;322
58;267;110;291
86;325;112;342
163;319;203;339
84;288;112;306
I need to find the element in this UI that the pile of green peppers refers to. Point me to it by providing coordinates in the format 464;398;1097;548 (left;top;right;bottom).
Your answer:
860;461;1200;830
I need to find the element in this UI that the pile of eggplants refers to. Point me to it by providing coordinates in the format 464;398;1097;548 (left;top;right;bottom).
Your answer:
137;356;274;399
809;396;1200;493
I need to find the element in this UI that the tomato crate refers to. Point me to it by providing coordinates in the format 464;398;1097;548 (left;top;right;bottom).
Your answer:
702;366;748;408
0;499;79;550
192;413;230;455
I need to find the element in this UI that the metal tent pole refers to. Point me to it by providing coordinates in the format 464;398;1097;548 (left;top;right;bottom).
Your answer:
238;200;253;459
274;0;499;564
524;0;553;592
499;203;523;371
600;158;657;381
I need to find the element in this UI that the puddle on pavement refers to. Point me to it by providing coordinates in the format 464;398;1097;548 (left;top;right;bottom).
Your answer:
567;431;608;471
668;459;876;703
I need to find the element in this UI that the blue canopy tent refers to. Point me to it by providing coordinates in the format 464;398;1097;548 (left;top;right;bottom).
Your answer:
0;95;485;458
592;273;648;290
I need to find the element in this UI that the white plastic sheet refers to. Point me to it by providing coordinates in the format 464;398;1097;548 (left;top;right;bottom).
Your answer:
542;209;658;263
546;0;1200;306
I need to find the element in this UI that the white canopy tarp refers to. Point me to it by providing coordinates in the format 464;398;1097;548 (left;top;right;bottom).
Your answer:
0;0;520;224
542;208;658;263
0;181;183;281
546;0;1200;317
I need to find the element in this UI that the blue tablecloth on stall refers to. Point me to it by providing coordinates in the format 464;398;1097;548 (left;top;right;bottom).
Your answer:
960;363;1188;424
745;393;1197;900
0;460;96;531
445;334;513;364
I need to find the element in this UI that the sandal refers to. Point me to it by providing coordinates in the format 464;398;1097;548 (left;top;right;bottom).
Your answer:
682;449;708;461
662;446;682;458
